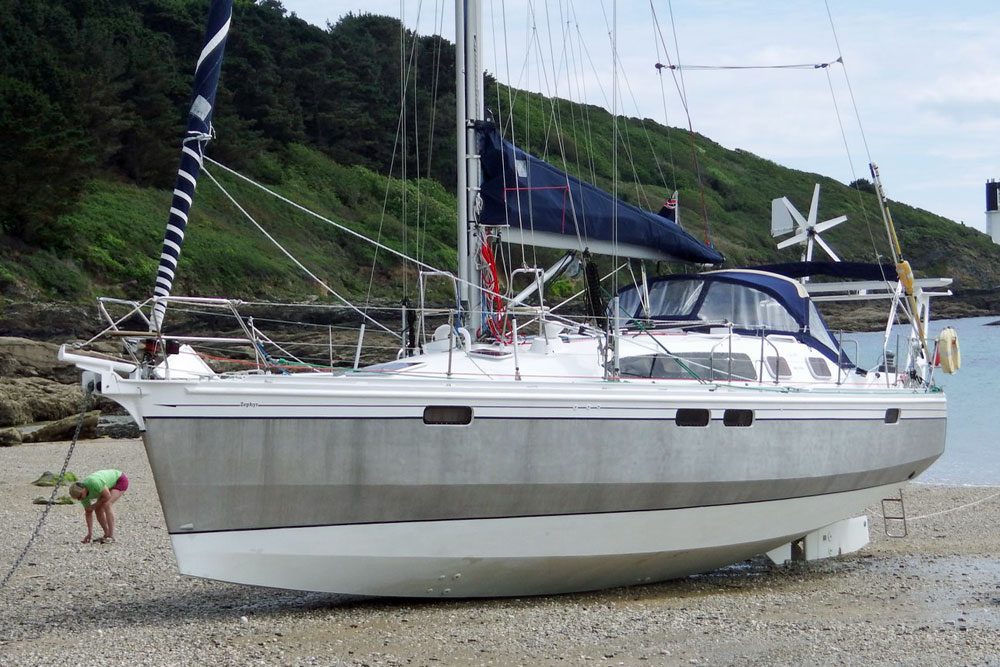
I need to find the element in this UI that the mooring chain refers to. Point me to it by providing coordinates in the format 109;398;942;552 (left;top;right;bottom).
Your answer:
0;386;93;591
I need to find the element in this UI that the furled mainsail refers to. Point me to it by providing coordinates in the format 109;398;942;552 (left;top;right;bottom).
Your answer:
476;123;724;265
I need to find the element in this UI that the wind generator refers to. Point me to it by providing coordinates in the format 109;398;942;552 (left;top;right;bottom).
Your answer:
771;184;847;271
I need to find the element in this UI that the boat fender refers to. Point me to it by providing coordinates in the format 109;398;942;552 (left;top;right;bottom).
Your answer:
895;260;915;295
936;326;960;374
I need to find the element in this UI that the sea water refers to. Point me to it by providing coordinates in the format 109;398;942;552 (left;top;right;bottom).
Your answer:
852;315;1000;486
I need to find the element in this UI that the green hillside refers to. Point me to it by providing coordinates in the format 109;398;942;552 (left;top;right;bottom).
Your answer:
2;0;998;311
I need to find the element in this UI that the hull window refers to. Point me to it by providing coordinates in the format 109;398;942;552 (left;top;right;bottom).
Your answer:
423;406;474;425
675;409;710;427
723;409;754;427
884;408;900;424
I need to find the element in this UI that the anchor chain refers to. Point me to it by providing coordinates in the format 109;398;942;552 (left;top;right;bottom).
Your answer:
0;385;93;590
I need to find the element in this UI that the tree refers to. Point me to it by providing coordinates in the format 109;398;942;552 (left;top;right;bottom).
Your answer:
0;77;89;248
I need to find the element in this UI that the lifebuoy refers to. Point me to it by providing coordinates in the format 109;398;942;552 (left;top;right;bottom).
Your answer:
936;326;960;374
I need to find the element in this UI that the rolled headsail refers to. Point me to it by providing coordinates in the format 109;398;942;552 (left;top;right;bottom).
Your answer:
150;0;233;331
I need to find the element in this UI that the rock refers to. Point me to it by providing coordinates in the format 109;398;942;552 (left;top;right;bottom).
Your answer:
0;337;80;384
0;377;92;427
97;416;140;439
0;303;101;341
21;410;100;443
0;426;23;446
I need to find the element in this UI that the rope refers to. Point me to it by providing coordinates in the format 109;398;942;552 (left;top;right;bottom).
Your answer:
907;490;1000;523
1;387;93;591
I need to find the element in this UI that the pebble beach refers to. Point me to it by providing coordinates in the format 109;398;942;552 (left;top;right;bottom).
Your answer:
2;438;999;666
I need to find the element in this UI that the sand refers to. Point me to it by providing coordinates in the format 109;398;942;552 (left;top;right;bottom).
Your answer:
2;438;999;666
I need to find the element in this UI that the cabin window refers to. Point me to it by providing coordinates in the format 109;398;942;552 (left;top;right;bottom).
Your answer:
884;408;900;424
698;282;799;331
723;409;754;427
765;356;792;379
423;406;473;425
611;279;703;327
644;280;704;319
675;409;710;427
807;357;832;379
616;353;757;382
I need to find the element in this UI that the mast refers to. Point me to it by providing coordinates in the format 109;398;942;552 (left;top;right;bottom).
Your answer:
150;0;233;331
456;0;484;329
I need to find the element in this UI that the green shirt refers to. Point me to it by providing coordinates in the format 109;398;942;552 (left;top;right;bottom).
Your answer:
80;469;122;508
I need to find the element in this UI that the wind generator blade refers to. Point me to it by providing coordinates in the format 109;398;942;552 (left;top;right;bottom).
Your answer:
777;231;809;249
814;215;848;234
807;184;821;225
814;234;842;261
784;198;808;229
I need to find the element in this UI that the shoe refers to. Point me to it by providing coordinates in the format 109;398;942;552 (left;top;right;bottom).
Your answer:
96;536;116;544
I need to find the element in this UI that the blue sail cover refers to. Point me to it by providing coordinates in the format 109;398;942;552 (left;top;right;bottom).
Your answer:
475;123;724;265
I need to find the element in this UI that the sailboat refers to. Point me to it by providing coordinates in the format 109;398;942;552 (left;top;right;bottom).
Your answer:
59;0;950;597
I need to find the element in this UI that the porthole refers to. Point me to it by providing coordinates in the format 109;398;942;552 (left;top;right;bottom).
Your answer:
723;409;754;427
884;408;900;424
806;357;832;379
675;408;710;427
765;356;792;379
423;406;473;425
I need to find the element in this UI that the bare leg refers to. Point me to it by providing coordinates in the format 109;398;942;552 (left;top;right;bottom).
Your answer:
94;506;111;538
102;489;124;539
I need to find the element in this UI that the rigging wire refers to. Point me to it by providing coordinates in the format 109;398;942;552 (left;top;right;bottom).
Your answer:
649;3;677;195
201;157;511;332
657;58;842;71
822;0;911;327
823;66;884;270
201;165;399;338
420;0;447;267
364;0;427;313
649;0;713;247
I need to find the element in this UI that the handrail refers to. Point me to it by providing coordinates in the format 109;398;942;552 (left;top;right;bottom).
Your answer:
758;332;783;385
418;270;460;348
708;327;735;382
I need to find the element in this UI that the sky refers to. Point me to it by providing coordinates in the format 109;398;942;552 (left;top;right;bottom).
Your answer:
282;1;1000;234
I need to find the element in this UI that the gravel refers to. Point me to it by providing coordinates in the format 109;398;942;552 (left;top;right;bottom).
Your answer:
2;438;999;666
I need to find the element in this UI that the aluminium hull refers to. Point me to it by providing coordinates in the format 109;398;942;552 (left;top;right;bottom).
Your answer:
118;374;945;596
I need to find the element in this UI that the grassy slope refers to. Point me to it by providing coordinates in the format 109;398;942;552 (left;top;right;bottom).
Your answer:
4;95;999;307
